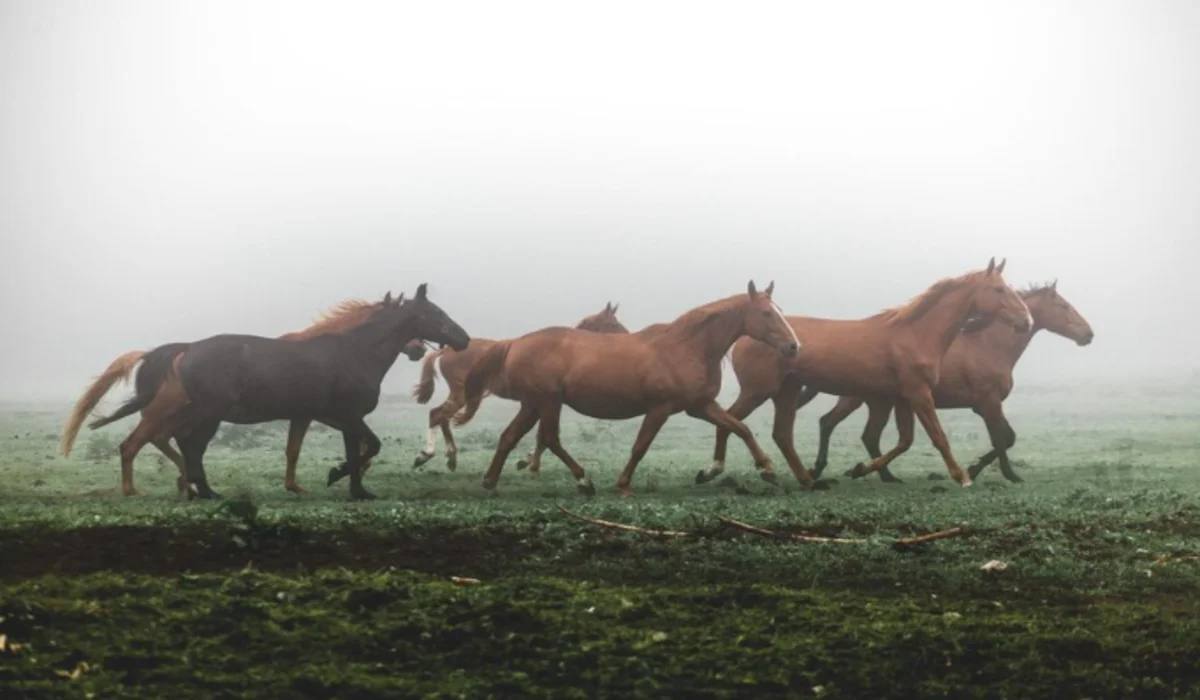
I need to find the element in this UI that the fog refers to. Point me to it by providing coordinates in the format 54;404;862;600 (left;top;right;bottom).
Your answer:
2;0;1197;401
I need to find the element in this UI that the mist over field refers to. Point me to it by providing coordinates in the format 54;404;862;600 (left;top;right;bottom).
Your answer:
1;0;1197;402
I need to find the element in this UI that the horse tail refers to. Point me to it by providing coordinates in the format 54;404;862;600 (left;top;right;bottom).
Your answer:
453;342;510;427
60;350;146;456
87;343;188;431
411;348;446;404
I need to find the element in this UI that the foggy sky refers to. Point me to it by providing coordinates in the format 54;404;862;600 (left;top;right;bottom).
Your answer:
2;0;1197;401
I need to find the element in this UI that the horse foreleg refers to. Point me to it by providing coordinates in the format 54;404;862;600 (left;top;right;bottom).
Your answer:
615;405;672;497
284;419;311;493
703;391;768;484
691;399;778;487
535;402;594;495
515;430;547;478
481;403;539;492
908;390;970;486
863;399;902;483
333;418;382;501
849;400;915;480
768;384;817;489
414;399;451;468
814;396;862;479
150;437;188;496
967;401;1021;482
178;419;222;500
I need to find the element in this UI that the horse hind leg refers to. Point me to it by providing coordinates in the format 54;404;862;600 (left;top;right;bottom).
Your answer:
615;405;672;497
177;419;222;501
814;395;862;479
848;400;915;481
907;390;970;487
691;399;779;487
150;436;188;497
284;419;311;494
968;402;1021;482
481;403;539;492
515;430;546;477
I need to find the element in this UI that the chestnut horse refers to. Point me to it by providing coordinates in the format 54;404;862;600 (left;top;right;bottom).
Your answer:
810;281;1093;483
84;284;470;501
452;282;800;496
708;259;1031;488
410;302;630;472
60;292;428;496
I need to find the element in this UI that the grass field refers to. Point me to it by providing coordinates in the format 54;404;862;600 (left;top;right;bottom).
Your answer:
2;377;1199;697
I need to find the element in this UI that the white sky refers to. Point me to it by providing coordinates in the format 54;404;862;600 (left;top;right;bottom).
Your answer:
2;0;1197;399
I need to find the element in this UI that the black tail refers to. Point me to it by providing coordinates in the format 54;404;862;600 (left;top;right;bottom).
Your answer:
88;343;189;430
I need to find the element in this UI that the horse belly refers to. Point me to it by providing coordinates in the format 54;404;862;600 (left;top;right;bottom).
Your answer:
560;372;659;420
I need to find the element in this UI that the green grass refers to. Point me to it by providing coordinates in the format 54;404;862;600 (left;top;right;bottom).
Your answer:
2;379;1199;697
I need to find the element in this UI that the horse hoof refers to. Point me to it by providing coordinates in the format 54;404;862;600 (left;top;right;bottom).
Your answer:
847;464;869;479
1006;475;1024;484
809;480;832;491
619;488;635;498
516;459;529;471
880;476;904;485
412;452;434;469
351;490;378;501
577;480;596;497
760;471;780;487
446;454;457;472
327;467;347;487
695;470;712;485
285;482;307;495
482;479;497;491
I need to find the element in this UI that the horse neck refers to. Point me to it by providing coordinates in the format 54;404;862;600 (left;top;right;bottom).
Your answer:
343;310;420;380
907;284;986;359
660;301;747;365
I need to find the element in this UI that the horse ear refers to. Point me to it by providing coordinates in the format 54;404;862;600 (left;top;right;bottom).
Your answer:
747;280;758;299
612;302;619;314
605;301;613;313
384;291;393;304
765;281;775;297
986;257;996;275
1051;278;1058;292
396;292;405;304
416;283;428;300
996;258;1007;274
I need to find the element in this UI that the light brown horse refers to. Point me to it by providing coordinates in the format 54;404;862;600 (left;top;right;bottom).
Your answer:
452;282;800;496
411;302;630;471
810;281;1093;483
707;259;1032;489
60;292;427;495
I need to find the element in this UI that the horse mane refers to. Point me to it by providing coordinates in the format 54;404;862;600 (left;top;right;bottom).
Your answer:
879;270;988;327
281;299;379;339
1019;282;1056;299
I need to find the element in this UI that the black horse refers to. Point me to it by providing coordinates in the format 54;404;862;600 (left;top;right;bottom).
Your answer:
90;283;470;501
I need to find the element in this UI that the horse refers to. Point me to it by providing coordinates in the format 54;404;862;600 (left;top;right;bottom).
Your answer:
410;302;630;472
60;292;428;496
810;280;1093;483
85;284;469;501
707;259;1032;489
451;281;800;496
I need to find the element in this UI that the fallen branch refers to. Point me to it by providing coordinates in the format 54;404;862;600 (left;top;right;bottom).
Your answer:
557;505;693;538
1153;553;1200;567
893;527;966;549
719;517;865;544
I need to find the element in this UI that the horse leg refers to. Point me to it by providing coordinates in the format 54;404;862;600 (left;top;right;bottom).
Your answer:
814;396;862;479
284;419;311;494
178;419;222;500
535;402;595;495
968;401;1021;482
691;399;779;487
701;391;768;484
767;383;818;489
347;420;383;500
615;405;672;497
848;400;915;479
863;399;902;483
516;431;547;478
908;390;971;487
150;437;189;497
414;398;452;468
481;403;540;492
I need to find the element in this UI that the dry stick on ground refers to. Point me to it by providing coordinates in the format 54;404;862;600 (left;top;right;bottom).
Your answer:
1153;553;1200;566
556;505;694;538
718;516;865;544
893;527;966;549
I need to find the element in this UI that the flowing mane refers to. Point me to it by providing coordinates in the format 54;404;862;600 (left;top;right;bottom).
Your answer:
1020;281;1056;299
659;294;745;340
878;271;987;327
280;299;381;340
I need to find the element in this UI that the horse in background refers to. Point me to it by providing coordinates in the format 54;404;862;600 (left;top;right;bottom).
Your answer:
410;302;629;471
811;280;1093;483
61;292;427;496
453;282;800;496
708;258;1032;488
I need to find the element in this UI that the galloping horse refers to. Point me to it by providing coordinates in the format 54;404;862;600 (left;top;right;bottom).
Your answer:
61;292;427;496
811;281;1093;483
452;282;800;496
85;284;469;501
410;302;629;471
707;259;1031;488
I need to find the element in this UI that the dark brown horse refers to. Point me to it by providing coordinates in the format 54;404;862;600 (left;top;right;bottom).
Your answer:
61;293;427;496
411;302;629;471
708;259;1031;488
86;284;469;501
453;282;800;496
810;281;1093;482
